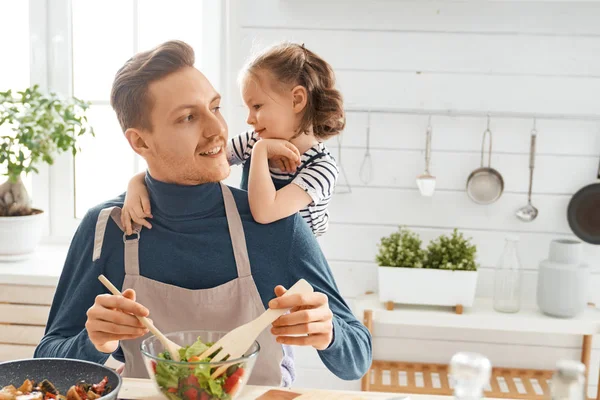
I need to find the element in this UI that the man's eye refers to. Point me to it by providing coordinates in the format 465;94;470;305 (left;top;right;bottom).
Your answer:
212;106;221;113
184;114;195;122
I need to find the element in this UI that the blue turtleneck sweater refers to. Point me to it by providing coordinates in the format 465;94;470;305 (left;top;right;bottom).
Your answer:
35;174;372;382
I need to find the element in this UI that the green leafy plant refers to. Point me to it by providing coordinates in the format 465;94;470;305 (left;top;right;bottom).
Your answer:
425;228;478;271
375;226;427;268
0;85;94;216
375;227;478;271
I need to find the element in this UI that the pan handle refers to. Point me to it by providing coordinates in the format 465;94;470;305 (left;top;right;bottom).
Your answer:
481;127;493;168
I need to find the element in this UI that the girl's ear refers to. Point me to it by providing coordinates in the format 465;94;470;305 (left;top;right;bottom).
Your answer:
291;85;308;114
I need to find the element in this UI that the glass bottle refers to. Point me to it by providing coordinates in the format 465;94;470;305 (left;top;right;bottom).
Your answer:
549;360;586;400
449;352;492;400
494;236;522;313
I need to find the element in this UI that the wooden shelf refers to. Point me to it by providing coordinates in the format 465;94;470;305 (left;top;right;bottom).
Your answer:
365;360;554;400
353;294;600;335
358;295;600;400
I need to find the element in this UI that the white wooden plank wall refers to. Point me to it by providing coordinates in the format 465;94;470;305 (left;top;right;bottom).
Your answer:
224;0;600;395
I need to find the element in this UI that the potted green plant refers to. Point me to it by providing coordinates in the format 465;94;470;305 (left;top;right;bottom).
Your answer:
0;85;94;259
376;228;479;311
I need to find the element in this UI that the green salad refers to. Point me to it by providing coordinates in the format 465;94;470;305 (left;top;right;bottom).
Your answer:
149;337;246;400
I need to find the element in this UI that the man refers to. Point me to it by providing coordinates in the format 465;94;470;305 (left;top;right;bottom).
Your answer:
35;40;371;386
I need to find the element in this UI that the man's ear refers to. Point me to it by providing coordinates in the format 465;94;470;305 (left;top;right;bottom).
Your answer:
125;128;151;157
291;85;308;114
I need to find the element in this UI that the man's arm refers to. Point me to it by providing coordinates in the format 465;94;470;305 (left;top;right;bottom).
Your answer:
34;207;126;362
278;217;373;380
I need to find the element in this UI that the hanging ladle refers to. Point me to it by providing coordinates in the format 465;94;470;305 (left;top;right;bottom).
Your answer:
416;116;436;196
516;119;539;222
359;111;373;184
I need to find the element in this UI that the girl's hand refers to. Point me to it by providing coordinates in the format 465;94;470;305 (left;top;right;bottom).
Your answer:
121;177;153;235
269;155;299;173
256;139;301;170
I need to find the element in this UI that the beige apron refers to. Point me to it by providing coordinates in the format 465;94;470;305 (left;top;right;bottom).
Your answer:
92;183;284;385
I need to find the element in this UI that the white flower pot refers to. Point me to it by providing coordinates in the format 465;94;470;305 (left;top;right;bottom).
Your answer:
378;266;479;307
0;209;45;261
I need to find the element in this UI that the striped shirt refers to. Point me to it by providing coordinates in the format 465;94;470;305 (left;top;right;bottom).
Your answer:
227;130;339;236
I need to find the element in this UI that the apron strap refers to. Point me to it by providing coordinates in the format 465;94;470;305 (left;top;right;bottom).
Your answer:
123;233;141;276
220;183;252;278
92;206;141;277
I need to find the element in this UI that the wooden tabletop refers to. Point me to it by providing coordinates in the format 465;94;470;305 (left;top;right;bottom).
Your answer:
118;377;449;399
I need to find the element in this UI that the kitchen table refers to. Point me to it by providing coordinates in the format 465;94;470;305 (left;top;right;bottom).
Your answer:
119;377;499;400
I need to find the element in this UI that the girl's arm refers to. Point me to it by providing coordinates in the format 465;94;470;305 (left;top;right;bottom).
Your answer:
248;139;309;224
227;130;259;166
121;172;152;235
228;130;297;172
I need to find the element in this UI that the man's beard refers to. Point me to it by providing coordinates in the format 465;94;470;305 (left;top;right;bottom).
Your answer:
181;162;231;185
152;152;231;185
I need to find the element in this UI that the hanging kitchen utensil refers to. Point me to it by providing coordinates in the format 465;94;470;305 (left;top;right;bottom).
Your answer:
359;111;373;184
466;116;505;205
334;132;352;194
516;119;539;222
567;155;600;244
416;115;436;196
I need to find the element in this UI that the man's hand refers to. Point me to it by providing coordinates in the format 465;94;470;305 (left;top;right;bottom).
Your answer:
269;285;334;351
86;288;150;354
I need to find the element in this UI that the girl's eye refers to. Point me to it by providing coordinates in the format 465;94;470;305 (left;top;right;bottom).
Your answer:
253;104;262;110
212;106;221;113
183;114;195;122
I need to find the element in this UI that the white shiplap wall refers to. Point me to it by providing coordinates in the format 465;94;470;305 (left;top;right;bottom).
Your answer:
224;0;600;396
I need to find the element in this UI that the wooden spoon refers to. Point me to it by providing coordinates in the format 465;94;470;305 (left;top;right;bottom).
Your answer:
98;274;183;361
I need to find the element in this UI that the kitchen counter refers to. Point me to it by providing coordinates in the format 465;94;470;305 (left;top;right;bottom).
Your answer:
0;244;68;286
119;377;485;400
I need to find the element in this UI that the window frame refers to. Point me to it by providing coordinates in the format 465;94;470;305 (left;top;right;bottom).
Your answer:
28;0;226;242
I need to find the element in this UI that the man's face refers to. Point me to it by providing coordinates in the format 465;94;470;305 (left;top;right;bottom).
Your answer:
141;67;229;185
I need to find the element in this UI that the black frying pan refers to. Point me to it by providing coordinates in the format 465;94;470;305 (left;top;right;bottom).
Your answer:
0;358;121;399
567;158;600;245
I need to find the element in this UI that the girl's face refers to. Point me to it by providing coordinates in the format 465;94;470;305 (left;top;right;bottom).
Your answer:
241;70;305;140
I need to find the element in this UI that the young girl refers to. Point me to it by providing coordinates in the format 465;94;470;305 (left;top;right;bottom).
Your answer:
121;42;345;237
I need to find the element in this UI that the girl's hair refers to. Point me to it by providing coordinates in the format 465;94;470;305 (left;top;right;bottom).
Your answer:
240;42;345;140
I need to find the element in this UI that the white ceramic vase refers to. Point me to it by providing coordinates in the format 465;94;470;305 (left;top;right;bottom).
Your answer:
537;239;589;318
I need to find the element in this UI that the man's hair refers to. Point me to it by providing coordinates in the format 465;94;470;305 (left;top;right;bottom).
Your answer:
110;40;195;133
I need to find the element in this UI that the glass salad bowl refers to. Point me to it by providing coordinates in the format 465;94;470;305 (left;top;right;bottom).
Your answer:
140;330;260;400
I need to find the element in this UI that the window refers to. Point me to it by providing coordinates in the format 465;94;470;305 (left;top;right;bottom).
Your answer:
72;0;215;219
5;0;223;239
0;1;33;198
0;2;30;92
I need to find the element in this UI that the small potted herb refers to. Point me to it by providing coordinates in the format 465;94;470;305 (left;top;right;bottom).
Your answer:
375;227;427;269
376;228;479;311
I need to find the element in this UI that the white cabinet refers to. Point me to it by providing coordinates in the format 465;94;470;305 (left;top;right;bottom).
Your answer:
0;284;55;361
